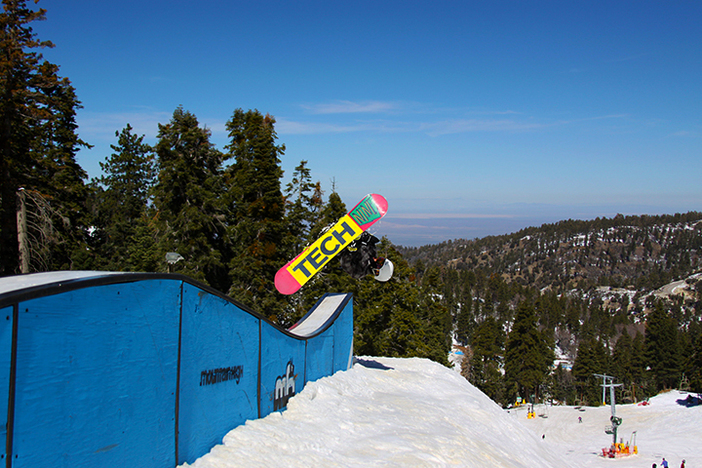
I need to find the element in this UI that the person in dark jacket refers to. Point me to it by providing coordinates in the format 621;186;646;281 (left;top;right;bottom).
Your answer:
338;232;393;281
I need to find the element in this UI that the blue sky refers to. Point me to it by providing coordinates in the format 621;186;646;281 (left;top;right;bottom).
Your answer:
31;0;701;246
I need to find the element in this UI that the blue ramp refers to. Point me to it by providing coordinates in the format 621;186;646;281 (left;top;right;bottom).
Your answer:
0;272;353;467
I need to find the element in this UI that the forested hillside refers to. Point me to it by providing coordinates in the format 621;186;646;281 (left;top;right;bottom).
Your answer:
397;212;702;406
399;212;702;291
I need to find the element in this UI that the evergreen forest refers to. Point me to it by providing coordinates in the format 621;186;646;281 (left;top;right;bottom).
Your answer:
3;0;702;409
398;213;702;406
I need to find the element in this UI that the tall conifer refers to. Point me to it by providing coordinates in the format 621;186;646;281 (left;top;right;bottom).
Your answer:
91;124;155;270
504;301;554;402
645;302;681;390
418;266;452;365
224;109;287;319
354;239;429;358
612;331;634;386
152;107;227;289
470;316;505;402
1;0;89;274
572;337;609;405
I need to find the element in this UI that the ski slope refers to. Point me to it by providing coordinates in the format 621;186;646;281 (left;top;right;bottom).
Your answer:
179;356;701;468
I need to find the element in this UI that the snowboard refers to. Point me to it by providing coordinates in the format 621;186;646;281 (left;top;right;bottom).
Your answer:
275;193;388;295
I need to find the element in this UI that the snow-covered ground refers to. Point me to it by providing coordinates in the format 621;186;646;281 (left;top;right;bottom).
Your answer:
180;357;700;468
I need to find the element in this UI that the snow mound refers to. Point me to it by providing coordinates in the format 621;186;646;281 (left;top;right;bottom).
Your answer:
181;357;566;467
180;357;701;467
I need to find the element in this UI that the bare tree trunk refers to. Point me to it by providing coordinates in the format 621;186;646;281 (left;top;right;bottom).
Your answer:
17;189;29;273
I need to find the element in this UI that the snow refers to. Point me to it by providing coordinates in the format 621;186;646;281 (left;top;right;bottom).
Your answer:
0;270;123;295
287;294;348;337
177;356;701;468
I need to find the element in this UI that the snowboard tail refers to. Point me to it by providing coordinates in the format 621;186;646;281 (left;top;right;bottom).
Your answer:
275;194;388;295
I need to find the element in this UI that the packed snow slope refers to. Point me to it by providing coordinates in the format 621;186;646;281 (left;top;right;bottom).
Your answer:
181;357;700;468
518;389;700;468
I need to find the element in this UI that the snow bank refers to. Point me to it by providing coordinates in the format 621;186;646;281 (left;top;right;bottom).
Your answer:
181;357;566;467
180;357;701;467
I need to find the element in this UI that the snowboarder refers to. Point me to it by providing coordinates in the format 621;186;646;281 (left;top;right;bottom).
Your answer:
661;458;668;468
338;231;393;282
275;193;388;294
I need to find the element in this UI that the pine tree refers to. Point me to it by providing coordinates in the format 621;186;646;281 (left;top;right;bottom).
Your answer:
630;332;648;398
281;161;326;322
504;300;554;403
284;160;318;254
32;69;91;270
645;301;681;390
454;279;475;345
124;221;160;272
572;337;609;405
1;0;89;274
224;109;287;320
152;107;227;290
92;124;155;270
354;239;437;360
418;266;452;365
611;331;634;387
688;335;702;393
551;363;575;404
469;316;505;403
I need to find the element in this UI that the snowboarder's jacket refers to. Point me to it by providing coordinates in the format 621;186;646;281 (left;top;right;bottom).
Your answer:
339;232;381;279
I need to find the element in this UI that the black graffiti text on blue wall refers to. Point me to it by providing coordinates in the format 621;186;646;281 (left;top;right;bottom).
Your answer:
274;361;296;410
200;366;243;386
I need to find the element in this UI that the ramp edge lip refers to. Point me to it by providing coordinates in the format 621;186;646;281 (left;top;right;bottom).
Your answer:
287;293;352;338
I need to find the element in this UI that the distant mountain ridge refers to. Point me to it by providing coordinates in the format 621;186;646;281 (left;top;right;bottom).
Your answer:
398;211;702;293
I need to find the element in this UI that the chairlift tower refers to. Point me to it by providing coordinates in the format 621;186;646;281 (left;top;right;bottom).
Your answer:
594;374;623;446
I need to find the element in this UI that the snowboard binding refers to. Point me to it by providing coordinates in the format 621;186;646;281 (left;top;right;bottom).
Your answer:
372;257;394;282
